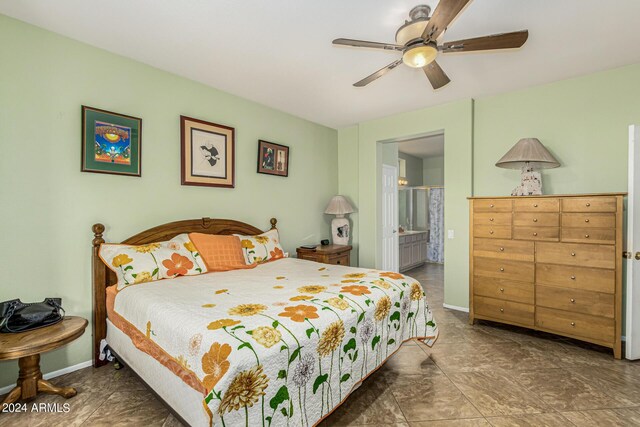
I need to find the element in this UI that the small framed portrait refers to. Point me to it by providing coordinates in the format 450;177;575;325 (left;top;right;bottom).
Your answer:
257;140;289;177
180;116;235;188
81;106;142;176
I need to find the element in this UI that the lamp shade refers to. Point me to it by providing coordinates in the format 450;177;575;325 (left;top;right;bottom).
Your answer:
324;195;355;215
495;138;560;170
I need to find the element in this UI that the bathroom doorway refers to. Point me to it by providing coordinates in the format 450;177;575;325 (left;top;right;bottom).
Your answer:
396;133;445;273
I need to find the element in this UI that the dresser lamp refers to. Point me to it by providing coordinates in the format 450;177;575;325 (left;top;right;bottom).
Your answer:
495;138;560;196
324;196;355;245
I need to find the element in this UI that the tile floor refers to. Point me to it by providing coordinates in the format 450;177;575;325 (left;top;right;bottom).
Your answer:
2;262;640;426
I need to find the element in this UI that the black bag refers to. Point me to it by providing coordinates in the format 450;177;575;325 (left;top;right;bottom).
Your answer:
0;298;65;333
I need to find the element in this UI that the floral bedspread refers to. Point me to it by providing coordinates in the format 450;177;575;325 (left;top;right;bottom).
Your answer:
111;258;438;426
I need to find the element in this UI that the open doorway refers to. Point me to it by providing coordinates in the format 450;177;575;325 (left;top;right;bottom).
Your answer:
398;133;444;275
378;132;445;275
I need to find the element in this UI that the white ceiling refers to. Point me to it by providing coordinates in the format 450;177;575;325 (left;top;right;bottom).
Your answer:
399;134;445;158
2;1;640;129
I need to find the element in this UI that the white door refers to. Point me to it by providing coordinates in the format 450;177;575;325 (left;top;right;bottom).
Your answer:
626;125;640;359
381;164;399;271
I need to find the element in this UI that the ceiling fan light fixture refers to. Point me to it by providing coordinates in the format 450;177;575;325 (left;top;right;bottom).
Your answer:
402;43;438;68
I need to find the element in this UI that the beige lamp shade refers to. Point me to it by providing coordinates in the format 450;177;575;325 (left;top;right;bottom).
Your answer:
495;138;560;170
324;195;355;216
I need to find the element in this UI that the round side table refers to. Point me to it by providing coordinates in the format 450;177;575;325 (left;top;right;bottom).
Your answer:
0;316;88;404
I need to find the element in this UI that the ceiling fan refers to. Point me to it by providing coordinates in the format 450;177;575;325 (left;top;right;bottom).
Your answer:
332;1;529;89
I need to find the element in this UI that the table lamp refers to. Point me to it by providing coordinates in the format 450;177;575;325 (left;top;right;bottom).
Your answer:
495;138;560;196
324;196;355;245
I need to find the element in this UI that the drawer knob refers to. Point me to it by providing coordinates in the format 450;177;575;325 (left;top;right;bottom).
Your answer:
586;203;591;207
571;252;576;257
490;230;494;235
533;232;538;236
490;204;495;208
533;204;538;207
571;322;576;326
500;288;505;292
570;298;576;303
500;308;504;313
585;219;590;223
571;275;576;280
499;247;504;251
533;218;538;222
585;234;590;238
500;267;505;272
490;218;494;222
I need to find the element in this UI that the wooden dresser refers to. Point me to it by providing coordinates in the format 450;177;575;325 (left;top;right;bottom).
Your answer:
468;193;625;358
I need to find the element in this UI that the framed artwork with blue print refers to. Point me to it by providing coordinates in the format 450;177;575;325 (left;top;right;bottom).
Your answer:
81;106;142;176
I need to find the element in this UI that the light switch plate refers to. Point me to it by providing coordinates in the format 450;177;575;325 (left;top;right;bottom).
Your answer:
447;229;455;239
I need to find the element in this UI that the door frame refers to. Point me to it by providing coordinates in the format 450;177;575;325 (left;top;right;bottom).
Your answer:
626;125;640;359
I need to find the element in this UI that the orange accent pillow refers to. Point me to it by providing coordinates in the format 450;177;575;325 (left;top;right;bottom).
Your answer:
189;233;257;272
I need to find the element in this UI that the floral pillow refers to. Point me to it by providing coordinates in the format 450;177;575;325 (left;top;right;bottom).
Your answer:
99;234;207;290
234;229;285;265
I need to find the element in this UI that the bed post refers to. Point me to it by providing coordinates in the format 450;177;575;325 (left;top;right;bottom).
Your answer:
270;218;277;230
92;223;108;368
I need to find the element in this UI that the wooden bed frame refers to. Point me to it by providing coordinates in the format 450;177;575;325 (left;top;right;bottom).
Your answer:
91;217;277;367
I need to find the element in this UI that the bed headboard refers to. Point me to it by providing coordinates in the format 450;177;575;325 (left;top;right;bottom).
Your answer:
91;217;277;367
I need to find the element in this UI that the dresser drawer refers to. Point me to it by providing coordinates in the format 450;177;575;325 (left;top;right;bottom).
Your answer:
514;198;559;212
473;199;513;212
475;296;534;326
513;226;559;242
474;225;512;239
561;213;616;229
536;285;614;318
473;213;512;227
474;276;534;304
513;212;559;227
474;257;534;282
473;238;534;262
535;242;615;269
536;307;614;344
561;228;616;245
536;263;615;294
562;197;617;213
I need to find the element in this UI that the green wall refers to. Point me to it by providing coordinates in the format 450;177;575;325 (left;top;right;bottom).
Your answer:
0;15;338;388
423;155;444;186
340;63;640;310
339;100;475;308
398;151;424;187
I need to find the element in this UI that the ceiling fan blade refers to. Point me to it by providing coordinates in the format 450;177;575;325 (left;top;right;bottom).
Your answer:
333;38;404;51
421;0;472;42
441;30;529;53
354;59;403;87
423;60;451;90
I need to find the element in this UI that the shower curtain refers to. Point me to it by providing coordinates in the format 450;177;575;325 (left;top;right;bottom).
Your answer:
427;188;444;263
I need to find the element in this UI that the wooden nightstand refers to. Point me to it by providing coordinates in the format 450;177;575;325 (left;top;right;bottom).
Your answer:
296;245;352;266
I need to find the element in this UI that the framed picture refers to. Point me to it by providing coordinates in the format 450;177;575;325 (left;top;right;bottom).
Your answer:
257;140;289;177
81;106;142;176
180;116;235;188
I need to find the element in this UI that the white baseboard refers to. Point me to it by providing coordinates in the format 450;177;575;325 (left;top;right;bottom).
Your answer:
442;303;469;313
0;359;92;395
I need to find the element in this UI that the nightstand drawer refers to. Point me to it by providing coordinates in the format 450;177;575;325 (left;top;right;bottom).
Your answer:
328;254;349;266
